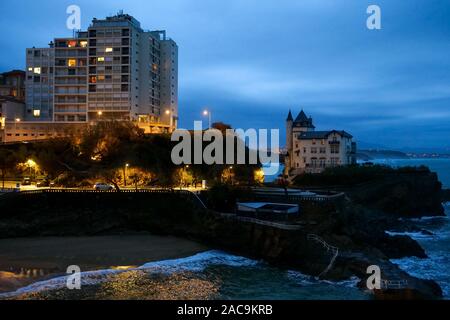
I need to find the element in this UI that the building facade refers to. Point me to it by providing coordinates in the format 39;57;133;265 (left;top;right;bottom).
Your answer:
285;110;357;176
0;70;25;102
1;13;178;144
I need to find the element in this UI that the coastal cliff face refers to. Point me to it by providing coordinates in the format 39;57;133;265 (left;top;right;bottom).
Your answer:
0;190;443;299
347;171;444;217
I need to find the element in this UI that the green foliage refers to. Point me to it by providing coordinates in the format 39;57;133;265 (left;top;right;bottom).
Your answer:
0;121;261;188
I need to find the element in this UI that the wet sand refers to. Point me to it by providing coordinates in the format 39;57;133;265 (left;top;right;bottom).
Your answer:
0;235;208;293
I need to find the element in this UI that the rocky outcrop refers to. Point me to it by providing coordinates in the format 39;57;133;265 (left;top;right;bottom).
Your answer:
347;171;444;217
0;190;443;299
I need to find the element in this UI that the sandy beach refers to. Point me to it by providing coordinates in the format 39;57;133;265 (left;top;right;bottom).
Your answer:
0;235;208;293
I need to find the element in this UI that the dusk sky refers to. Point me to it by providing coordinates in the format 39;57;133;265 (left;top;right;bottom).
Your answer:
1;0;449;151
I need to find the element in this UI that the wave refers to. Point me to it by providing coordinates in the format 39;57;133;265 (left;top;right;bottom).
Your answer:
286;270;360;288
138;250;259;273
391;255;450;299
398;215;449;223
385;230;436;240
0;250;260;299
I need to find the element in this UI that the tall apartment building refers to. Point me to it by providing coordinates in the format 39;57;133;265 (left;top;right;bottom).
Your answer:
1;13;179;143
25;48;55;121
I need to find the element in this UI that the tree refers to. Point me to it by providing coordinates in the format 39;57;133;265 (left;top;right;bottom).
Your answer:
0;149;17;189
129;173;140;191
96;168;123;191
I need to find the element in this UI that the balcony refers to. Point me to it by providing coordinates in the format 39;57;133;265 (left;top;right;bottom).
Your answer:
54;89;87;94
55;51;87;58
55;70;87;76
54;79;86;85
55;97;87;104
54;109;87;113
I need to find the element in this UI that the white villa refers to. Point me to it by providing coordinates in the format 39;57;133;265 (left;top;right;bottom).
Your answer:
285;110;357;176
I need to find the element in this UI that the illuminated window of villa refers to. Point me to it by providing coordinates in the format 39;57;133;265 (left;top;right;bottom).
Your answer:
33;110;41;117
97;57;105;62
98;75;105;81
80;41;88;48
67;40;77;48
28;67;33;72
105;48;113;53
89;76;97;83
33;67;41;74
68;59;77;67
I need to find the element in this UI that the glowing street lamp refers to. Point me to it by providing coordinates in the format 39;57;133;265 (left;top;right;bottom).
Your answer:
124;163;130;187
26;159;37;179
165;109;173;131
14;118;21;138
203;109;212;129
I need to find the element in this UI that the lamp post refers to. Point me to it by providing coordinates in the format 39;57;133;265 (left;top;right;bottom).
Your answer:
124;163;129;187
203;110;212;129
26;159;36;180
165;109;173;132
14;118;21;141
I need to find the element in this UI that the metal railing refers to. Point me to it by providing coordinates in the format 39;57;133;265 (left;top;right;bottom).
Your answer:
307;234;339;277
381;279;409;290
249;192;345;203
0;188;20;194
218;213;302;230
0;188;208;209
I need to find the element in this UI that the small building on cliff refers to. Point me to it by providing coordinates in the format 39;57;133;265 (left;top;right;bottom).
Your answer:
285;110;357;176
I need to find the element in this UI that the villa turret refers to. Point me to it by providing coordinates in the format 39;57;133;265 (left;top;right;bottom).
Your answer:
285;109;357;176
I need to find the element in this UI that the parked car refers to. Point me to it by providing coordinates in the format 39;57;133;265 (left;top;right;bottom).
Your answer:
37;180;49;188
94;183;114;191
22;177;32;186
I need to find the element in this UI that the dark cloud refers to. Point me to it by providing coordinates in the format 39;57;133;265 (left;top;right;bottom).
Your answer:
1;0;449;149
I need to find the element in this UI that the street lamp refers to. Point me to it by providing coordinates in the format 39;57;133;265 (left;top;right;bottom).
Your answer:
124;163;129;187
203;110;212;129
26;159;36;180
97;111;103;117
165;109;173;132
14;118;21;140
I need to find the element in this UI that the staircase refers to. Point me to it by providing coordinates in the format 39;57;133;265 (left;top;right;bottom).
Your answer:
307;234;339;278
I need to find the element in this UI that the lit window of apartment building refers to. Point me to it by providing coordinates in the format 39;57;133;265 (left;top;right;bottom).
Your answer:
7;12;179;143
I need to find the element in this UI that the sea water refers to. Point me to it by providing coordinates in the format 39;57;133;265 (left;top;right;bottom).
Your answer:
376;158;450;299
0;251;369;300
390;203;450;299
2;158;449;300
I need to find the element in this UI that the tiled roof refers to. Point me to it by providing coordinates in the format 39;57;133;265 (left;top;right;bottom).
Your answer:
298;130;353;140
